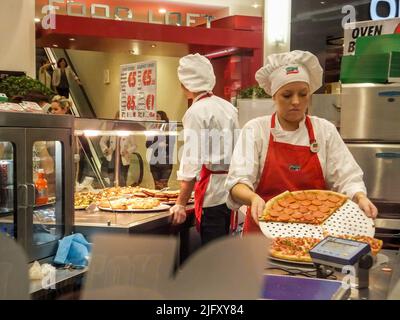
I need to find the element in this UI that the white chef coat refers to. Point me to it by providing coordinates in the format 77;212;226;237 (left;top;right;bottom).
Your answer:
177;93;239;208
225;114;367;210
100;136;137;166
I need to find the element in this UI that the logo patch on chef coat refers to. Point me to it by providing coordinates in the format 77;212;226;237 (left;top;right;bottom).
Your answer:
286;66;299;75
289;165;301;171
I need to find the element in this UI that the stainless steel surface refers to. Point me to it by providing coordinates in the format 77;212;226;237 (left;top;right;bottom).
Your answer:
309;94;341;128
375;219;400;230
346;143;400;202
0;112;74;129
341;84;400;141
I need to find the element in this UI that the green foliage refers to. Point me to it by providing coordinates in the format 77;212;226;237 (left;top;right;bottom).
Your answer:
0;76;55;99
237;85;271;99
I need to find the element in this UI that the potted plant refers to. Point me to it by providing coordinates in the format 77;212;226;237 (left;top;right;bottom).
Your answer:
236;85;274;128
0;76;55;100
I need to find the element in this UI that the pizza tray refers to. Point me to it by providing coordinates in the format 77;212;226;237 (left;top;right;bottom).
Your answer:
269;256;315;267
98;204;170;213
260;199;375;239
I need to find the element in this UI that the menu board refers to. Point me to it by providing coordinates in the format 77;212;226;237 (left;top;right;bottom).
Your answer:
120;61;157;120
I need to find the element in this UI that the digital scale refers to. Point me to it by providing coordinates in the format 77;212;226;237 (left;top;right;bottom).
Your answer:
310;236;374;289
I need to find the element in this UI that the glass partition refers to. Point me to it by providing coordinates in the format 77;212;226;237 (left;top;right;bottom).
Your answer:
32;141;63;245
73;118;184;226
0;142;15;238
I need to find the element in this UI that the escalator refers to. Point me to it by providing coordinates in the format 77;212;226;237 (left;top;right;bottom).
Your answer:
41;47;144;188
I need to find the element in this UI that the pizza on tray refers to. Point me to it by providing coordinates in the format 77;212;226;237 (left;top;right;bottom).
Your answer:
262;190;348;225
270;237;320;262
98;197;161;210
270;235;383;263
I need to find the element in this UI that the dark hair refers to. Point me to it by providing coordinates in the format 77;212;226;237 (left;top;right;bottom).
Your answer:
23;90;50;104
41;58;50;66
157;111;169;122
57;58;68;68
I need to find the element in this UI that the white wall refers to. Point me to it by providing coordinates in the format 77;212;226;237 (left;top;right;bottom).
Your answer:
0;0;36;77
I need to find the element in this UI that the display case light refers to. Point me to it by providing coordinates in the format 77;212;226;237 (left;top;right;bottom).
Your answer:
83;130;101;137
116;131;131;137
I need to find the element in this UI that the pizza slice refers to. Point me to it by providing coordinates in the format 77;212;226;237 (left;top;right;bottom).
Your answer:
270;237;321;262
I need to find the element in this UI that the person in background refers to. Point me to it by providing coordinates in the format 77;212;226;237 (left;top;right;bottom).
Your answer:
38;58;53;89
50;95;72;115
225;50;378;234
100;112;137;187
146;111;175;190
52;58;81;99
170;53;239;246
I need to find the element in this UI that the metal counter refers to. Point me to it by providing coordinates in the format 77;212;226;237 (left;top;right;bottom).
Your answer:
73;205;195;238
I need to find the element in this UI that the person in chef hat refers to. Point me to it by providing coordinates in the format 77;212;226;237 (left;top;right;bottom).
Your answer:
170;53;240;246
224;50;377;234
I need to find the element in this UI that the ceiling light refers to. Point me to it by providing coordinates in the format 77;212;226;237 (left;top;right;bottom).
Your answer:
158;8;167;14
53;44;59;47
320;1;326;4
151;44;157;48
252;3;260;9
34;18;41;23
69;38;76;41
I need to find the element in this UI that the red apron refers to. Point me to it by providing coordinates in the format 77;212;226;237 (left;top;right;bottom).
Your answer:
243;113;327;234
192;93;238;232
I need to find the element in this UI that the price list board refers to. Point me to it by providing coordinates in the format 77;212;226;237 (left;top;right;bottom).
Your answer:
120;61;157;120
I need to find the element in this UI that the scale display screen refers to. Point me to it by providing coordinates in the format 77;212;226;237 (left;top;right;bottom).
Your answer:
320;240;359;257
310;236;371;266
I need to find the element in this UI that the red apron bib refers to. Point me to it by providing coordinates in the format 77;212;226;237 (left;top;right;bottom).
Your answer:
243;113;327;234
192;93;238;232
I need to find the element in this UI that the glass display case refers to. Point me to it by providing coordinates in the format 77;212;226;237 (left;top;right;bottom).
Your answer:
72;117;188;238
0;112;74;261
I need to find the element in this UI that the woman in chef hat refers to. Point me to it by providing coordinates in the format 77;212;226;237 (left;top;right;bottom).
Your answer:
225;50;377;234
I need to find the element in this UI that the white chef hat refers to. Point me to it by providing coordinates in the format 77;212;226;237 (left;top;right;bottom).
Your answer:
177;53;216;93
255;50;323;96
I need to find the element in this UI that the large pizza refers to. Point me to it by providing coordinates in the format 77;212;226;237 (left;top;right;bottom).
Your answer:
262;190;348;225
270;236;383;263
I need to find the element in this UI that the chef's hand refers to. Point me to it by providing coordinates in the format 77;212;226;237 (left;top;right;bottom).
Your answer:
354;192;378;219
358;197;378;219
170;204;187;225
250;194;266;226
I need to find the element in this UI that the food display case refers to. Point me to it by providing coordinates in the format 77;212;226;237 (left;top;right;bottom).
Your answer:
0;112;74;262
71;117;194;241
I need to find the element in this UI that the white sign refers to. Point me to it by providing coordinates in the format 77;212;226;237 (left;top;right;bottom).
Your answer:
343;17;400;55
120;61;157;120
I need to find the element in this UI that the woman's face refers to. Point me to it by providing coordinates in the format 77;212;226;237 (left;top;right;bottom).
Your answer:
273;82;310;124
156;113;161;120
59;60;66;68
50;102;67;115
